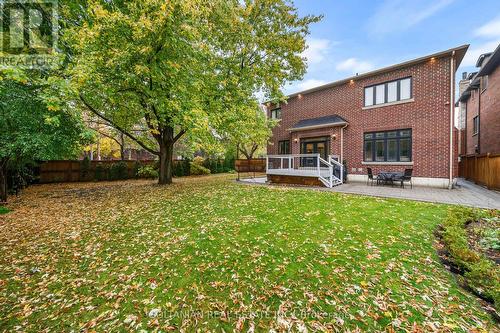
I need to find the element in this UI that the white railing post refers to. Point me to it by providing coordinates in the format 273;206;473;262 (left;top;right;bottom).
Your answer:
280;157;283;169
266;156;269;173
317;154;320;176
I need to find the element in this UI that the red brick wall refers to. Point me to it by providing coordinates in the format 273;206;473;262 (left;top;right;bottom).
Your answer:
465;89;480;155
268;57;456;178
479;66;500;154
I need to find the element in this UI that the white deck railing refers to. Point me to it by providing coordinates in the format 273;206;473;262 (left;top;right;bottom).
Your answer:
266;154;343;188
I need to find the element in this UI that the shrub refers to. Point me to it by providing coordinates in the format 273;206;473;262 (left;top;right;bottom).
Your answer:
192;156;205;166
80;157;92;181
190;162;211;176
94;164;110;181
110;162;129;180
137;165;158;179
439;208;500;310
0;206;9;215
173;160;189;177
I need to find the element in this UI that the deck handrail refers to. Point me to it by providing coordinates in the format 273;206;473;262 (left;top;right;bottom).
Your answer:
266;154;343;188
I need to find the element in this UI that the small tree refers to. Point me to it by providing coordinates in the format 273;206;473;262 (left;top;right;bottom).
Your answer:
66;0;320;184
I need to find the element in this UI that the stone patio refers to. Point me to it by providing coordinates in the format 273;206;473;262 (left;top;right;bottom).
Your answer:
238;177;500;209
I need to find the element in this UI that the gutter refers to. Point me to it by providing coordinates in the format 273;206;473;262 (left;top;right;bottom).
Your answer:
449;51;455;189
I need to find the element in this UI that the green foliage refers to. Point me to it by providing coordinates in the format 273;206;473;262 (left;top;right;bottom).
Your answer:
478;217;500;251
0;206;9;214
137;165;159;179
80;157;92;181
173;160;190;177
109;162;129;180
440;208;500;310
192;156;206;166
94;164;110;181
0;80;87;162
189;162;211;176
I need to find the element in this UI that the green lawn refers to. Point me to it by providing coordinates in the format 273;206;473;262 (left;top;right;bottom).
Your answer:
0;175;496;332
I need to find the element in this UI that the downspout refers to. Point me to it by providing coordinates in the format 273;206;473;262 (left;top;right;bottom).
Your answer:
340;124;348;164
449;51;455;189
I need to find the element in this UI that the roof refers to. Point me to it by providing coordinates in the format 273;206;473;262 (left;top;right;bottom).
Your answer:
476;43;500;77
476;52;493;67
268;44;469;103
458;43;499;102
289;115;348;132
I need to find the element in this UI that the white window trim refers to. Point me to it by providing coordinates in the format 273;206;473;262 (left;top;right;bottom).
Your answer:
362;98;414;110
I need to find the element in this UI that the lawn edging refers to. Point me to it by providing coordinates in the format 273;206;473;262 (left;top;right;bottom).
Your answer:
436;207;499;316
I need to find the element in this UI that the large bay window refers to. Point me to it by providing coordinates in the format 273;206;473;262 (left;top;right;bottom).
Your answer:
364;129;412;162
364;77;412;107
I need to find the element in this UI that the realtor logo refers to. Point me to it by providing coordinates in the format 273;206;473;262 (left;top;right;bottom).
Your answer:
0;0;59;68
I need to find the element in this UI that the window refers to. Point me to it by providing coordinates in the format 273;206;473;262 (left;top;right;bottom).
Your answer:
270;108;281;119
364;77;413;107
364;87;374;106
481;75;489;92
473;116;479;135
278;140;290;154
363;129;412;162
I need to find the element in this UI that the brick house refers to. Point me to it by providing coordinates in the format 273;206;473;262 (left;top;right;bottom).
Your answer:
265;45;469;188
458;44;500;156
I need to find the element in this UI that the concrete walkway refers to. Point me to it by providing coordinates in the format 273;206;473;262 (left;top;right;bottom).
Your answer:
238;177;500;209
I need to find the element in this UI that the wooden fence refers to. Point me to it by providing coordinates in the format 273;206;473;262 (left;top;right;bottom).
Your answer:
37;160;157;183
235;159;266;179
459;154;500;190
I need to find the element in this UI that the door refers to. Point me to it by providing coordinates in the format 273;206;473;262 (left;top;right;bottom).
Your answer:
300;138;329;167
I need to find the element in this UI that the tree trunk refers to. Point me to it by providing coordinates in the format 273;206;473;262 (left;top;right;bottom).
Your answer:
158;138;174;185
120;133;125;161
0;160;8;203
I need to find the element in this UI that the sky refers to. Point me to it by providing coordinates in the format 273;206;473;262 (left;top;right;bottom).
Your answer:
284;0;500;95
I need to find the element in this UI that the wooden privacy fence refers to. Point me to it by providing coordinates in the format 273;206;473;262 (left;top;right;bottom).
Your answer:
459;154;500;190
37;160;157;183
235;159;266;179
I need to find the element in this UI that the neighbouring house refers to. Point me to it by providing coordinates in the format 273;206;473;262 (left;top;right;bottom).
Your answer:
458;43;500;156
266;45;469;188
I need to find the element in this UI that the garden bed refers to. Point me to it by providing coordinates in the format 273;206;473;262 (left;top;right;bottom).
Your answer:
435;208;499;319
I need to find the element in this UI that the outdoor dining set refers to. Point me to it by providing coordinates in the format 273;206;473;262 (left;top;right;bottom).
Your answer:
366;168;413;188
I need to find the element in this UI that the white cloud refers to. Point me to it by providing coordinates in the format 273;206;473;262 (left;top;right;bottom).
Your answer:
335;58;374;74
474;15;500;38
367;0;455;35
461;40;500;67
302;38;337;65
294;79;329;92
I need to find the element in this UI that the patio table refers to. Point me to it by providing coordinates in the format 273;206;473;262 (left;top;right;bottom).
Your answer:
378;171;403;186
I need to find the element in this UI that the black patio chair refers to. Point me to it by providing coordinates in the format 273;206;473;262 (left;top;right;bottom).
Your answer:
367;168;380;186
397;169;413;189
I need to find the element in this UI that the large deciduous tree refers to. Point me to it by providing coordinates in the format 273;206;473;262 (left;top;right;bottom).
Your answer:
66;0;320;184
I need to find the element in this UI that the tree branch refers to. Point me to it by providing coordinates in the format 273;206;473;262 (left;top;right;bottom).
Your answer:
173;129;186;143
79;94;160;155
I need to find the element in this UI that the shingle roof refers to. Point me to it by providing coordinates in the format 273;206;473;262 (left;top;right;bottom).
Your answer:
290;115;348;131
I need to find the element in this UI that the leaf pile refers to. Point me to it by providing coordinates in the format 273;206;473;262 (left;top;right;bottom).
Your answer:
0;175;497;332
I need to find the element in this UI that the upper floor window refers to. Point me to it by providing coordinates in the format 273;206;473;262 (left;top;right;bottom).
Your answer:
270;108;282;119
481;75;489;92
473;116;479;135
278;140;290;154
364;77;412;107
364;129;412;162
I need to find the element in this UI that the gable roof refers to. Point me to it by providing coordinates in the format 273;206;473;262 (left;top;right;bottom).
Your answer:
289;115;348;132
